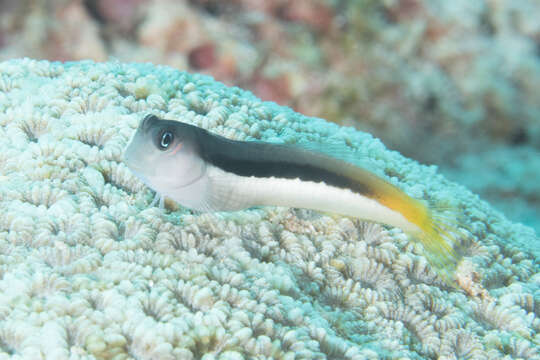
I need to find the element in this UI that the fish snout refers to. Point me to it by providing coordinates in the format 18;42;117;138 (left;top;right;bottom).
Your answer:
122;148;132;166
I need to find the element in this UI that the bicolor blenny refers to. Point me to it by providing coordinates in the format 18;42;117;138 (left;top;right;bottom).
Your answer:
124;114;464;281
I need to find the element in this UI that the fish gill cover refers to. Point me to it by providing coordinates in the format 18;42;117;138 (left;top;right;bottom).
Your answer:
0;58;538;359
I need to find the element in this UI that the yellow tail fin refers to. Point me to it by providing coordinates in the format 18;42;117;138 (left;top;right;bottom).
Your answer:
411;207;468;285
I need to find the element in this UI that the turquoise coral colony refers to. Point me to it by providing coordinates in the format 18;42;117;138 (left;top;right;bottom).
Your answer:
0;59;538;359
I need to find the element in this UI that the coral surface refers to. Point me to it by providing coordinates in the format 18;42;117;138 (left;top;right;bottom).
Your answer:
0;59;538;359
442;144;540;234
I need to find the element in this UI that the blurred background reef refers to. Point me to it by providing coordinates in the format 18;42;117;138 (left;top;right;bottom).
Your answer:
0;0;538;232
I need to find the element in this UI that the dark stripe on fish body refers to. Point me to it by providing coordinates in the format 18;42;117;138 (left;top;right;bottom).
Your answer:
190;124;376;199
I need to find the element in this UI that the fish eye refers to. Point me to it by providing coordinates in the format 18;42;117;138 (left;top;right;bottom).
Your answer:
158;131;174;150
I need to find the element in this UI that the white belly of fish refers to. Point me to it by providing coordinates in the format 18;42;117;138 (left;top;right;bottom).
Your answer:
206;165;418;233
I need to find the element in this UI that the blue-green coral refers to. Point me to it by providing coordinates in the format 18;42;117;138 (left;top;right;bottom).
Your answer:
0;59;538;359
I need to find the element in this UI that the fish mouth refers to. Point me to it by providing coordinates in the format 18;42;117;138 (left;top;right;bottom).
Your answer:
123;154;207;191
124;152;153;176
125;164;155;189
125;163;202;191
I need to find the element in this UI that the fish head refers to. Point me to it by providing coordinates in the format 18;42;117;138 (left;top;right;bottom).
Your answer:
123;115;206;193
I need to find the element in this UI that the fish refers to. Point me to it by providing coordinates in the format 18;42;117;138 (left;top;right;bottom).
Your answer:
124;114;464;281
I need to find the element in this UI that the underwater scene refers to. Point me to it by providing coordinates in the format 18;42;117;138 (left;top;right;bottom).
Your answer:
0;1;538;359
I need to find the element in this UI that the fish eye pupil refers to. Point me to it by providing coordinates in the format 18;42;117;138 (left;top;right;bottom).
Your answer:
159;131;173;149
